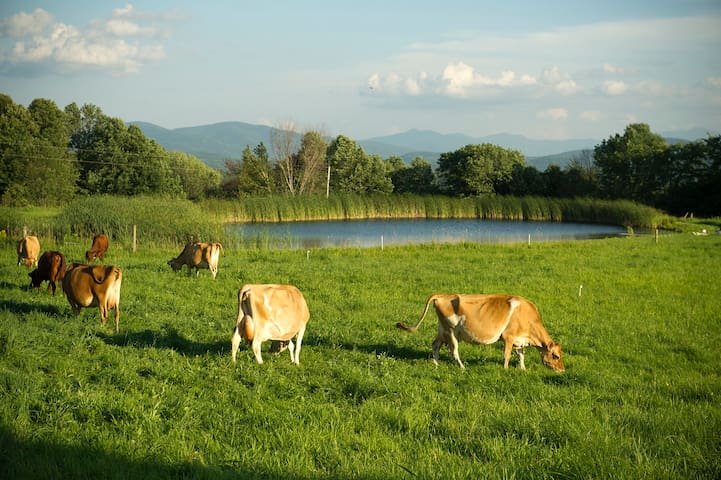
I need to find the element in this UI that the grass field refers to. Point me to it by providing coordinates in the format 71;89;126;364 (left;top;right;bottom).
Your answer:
1;233;720;479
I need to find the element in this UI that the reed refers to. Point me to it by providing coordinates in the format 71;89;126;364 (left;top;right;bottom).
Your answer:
156;195;674;229
52;195;224;247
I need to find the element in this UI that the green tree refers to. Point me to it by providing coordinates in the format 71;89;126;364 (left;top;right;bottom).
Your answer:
327;135;392;194
508;164;546;196
662;135;721;216
69;104;182;196
437;143;525;196
594;123;668;203
0;95;77;206
168;151;221;200
234;142;274;196
390;156;437;194
296;131;328;194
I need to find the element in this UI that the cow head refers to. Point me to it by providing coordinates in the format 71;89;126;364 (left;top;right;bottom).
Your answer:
28;269;42;288
541;342;565;372
167;258;182;272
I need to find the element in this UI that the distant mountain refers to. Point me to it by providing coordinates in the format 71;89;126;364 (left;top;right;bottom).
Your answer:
661;127;719;141
131;121;717;171
130;121;277;169
359;129;599;158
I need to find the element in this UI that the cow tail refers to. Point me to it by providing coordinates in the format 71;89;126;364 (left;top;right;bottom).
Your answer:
396;294;440;332
235;286;252;330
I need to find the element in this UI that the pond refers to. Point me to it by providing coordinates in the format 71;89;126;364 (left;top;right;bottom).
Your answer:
228;219;628;249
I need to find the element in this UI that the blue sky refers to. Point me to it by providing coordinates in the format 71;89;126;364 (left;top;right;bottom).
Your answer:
1;1;720;141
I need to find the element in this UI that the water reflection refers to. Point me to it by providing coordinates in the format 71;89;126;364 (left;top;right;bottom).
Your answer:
229;219;627;249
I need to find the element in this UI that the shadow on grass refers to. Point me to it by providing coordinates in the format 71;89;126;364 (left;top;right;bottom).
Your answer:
97;327;226;357
0;426;323;480
0;299;62;316
303;335;431;362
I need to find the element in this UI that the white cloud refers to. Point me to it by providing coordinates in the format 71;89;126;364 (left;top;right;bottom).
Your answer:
0;5;169;73
706;77;721;88
602;80;628;95
113;4;136;17
537;108;568;120
603;63;631;75
580;110;601;122
541;66;578;95
0;8;53;37
370;61;538;98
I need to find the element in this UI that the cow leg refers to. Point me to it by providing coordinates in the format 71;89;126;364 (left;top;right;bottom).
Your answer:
251;339;264;364
515;346;526;370
448;331;465;369
293;325;306;365
503;340;514;369
99;305;107;327
231;327;242;363
431;334;444;366
114;305;120;333
286;340;296;364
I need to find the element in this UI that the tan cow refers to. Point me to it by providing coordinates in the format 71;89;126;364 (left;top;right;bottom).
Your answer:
29;250;67;296
85;234;109;262
231;284;310;365
397;294;564;371
168;242;223;279
62;263;123;333
17;235;40;267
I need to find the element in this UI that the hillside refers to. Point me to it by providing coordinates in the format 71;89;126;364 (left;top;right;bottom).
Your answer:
130;121;716;171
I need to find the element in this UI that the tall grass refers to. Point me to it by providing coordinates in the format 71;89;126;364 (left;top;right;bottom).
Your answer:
53;196;224;247
206;194;668;228
1;235;719;478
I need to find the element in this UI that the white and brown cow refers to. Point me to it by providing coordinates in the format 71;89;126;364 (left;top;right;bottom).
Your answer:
17;235;40;267
397;294;564;371
168;242;223;279
231;284;310;365
62;263;123;333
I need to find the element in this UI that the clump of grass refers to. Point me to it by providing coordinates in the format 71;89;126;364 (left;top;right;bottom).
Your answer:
53;195;224;247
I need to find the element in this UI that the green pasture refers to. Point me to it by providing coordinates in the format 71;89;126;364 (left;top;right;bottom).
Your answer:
1;233;720;479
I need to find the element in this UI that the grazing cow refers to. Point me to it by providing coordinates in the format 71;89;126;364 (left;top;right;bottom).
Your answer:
62;263;123;333
17;235;40;267
397;294;565;372
231;284;310;365
29;251;67;295
85;234;109;262
168;242;223;279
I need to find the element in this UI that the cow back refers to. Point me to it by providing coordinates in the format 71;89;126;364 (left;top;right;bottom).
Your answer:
240;284;309;340
17;235;40;267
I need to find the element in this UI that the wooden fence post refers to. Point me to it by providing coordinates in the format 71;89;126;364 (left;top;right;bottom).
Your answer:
132;225;137;253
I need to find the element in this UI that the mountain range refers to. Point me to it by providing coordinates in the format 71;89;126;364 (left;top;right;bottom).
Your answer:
130;121;717;171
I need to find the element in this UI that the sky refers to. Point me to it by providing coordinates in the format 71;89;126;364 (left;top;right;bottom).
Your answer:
1;1;720;141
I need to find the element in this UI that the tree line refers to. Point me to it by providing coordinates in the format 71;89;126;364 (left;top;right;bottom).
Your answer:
1;93;719;216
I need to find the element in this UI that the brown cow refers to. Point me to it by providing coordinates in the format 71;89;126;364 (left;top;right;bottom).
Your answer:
86;234;109;262
231;284;310;364
397;294;564;371
17;235;40;267
29;251;67;295
168;242;223;279
63;263;123;333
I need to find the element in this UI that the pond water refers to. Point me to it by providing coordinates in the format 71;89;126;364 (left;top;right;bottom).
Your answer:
228;219;628;249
